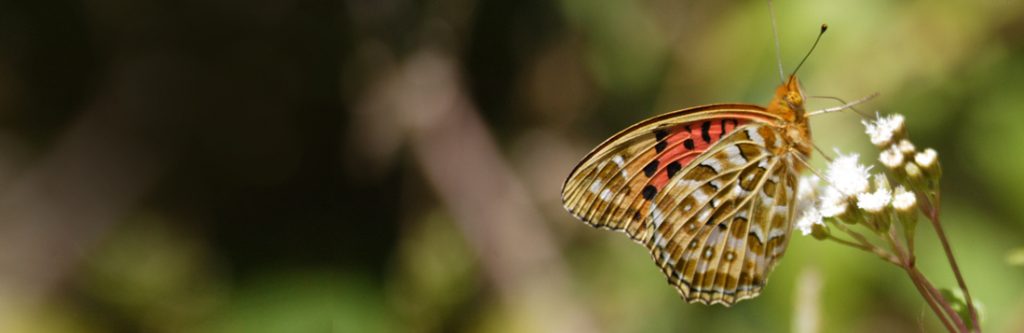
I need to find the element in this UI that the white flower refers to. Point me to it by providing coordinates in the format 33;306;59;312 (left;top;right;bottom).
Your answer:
873;174;891;191
857;187;892;213
797;175;820;209
879;145;904;169
904;162;923;180
892;186;917;211
825;153;872;197
819;188;848;218
897;139;916;155
796;207;824;236
863;113;905;147
914;148;937;168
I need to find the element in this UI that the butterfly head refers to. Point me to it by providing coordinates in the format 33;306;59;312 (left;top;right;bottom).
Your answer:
767;74;806;120
767;74;814;158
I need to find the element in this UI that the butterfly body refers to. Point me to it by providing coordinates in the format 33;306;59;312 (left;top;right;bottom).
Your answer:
561;75;811;306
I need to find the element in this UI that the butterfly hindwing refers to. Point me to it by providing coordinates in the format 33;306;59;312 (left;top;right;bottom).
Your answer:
649;124;792;305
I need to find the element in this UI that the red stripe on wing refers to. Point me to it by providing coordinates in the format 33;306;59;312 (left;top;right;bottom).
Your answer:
648;119;746;190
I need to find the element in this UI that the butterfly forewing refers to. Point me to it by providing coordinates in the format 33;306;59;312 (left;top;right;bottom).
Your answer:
562;105;804;306
562;105;781;238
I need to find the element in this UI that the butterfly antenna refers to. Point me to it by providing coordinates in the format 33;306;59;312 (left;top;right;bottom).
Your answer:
812;143;834;163
768;0;785;83
807;92;879;117
790;24;828;77
807;95;871;118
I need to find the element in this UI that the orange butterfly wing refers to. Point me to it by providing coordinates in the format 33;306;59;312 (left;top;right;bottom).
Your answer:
562;102;807;305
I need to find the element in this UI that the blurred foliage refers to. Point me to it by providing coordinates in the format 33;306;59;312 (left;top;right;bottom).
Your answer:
1;0;1023;332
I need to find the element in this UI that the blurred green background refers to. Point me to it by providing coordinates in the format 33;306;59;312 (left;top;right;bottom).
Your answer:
0;0;1022;332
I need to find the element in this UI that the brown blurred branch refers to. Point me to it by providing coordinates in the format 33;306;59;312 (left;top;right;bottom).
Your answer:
0;78;165;326
361;49;600;332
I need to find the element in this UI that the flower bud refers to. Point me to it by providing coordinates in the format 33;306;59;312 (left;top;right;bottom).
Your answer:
857;188;893;232
914;148;936;169
879;145;904;170
873;174;891;192
892;186;918;247
914;148;942;181
863;114;906;147
819;188;852;222
898;139;916;155
904;162;923;182
811;222;830;240
892;186;918;213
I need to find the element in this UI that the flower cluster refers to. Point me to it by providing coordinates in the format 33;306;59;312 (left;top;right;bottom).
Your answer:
796;112;978;333
795;113;940;241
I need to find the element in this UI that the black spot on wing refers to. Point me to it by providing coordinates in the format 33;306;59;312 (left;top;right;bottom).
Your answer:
666;161;682;178
701;121;712;143
642;185;657;200
655;141;668;153
683;138;695;150
654;128;669;141
644;160;660;177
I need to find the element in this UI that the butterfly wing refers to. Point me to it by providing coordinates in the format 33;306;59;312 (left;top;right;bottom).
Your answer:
561;104;801;306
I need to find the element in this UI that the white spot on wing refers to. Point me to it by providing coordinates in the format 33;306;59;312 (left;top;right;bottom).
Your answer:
600;189;613;201
724;145;747;165
697;208;712;222
612;155;625;167
747;128;765;146
589;180;604;194
692;188;710;203
772;244;786;256
701;158;723;172
750;224;766;242
660;250;674;265
677;179;701;190
649;205;666;227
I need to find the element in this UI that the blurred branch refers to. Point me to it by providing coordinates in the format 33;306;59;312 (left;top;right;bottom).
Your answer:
366;49;600;332
793;267;822;333
0;86;164;326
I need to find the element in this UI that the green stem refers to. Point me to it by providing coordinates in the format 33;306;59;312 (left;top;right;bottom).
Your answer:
905;268;958;333
927;193;980;332
831;222;899;264
909;266;967;332
886;228;966;332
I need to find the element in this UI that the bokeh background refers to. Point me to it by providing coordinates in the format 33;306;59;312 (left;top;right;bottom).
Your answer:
0;0;1022;332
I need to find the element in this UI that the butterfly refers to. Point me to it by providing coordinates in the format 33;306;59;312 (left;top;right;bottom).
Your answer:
559;22;850;306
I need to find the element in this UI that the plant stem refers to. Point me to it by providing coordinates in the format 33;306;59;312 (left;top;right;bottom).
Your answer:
909;263;967;332
882;229;961;332
905;268;958;333
831;223;900;264
927;195;980;332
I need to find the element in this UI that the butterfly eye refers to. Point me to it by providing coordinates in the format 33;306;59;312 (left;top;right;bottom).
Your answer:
785;92;803;109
